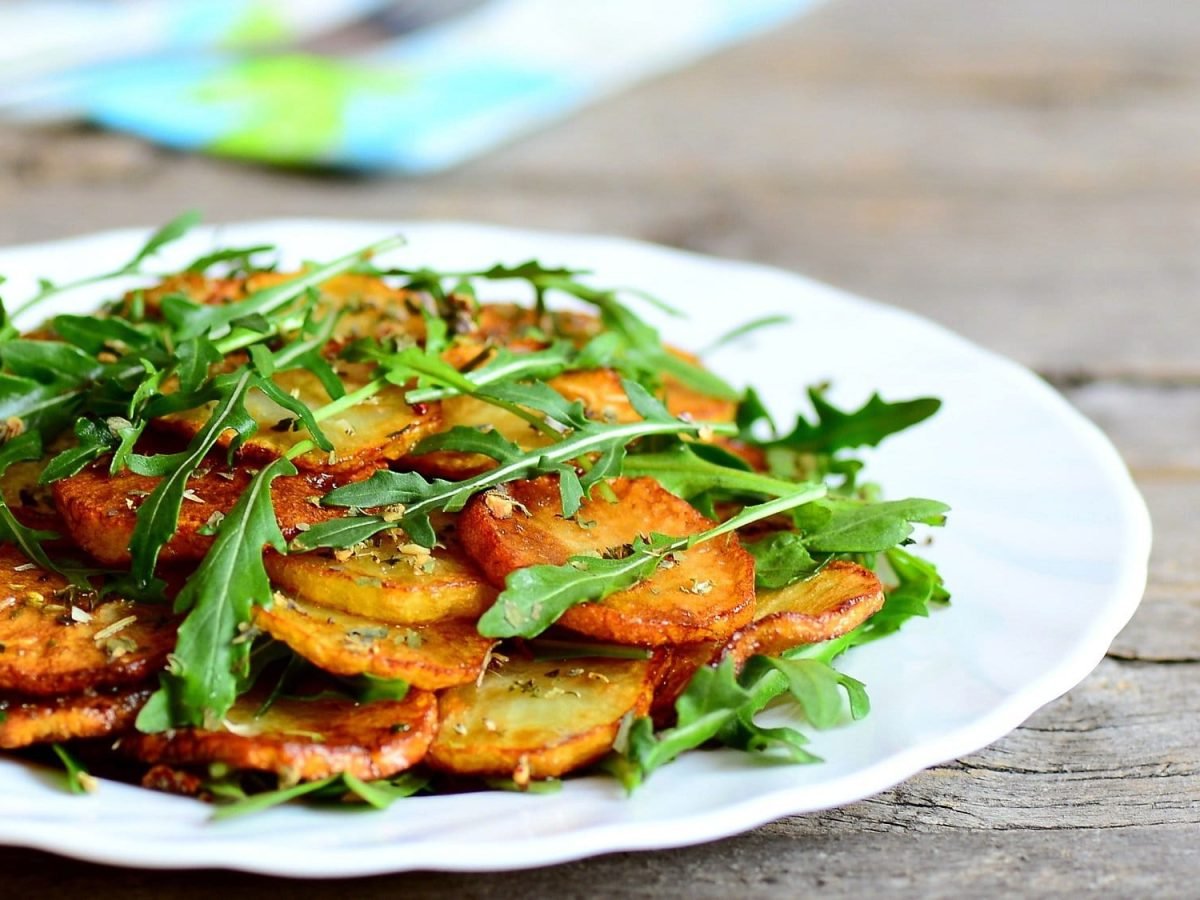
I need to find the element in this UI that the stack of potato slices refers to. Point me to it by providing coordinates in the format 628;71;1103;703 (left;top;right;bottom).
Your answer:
0;225;947;810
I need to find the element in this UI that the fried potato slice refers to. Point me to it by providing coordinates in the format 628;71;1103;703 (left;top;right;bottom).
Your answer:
649;642;719;727
0;456;63;533
53;461;347;566
120;689;437;782
253;594;495;690
473;303;601;347
459;476;756;645
0;546;176;695
721;561;885;667
427;655;655;779
263;528;495;624
0;685;151;749
661;348;738;424
155;363;441;476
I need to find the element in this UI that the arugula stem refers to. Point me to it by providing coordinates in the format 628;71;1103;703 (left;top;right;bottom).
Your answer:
310;380;383;424
13;269;137;318
407;418;734;518
405;347;573;404
685;486;826;547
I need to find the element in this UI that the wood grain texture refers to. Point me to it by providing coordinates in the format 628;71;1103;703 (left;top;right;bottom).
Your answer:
0;0;1197;894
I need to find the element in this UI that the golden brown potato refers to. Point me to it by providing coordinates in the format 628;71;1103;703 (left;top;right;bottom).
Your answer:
120;689;437;783
459;476;756;645
0;684;151;749
0;546;176;695
53;461;350;566
473;303;601;347
427;655;655;780
648;642;719;727
661;348;738;424
263;528;495;624
0;455;63;533
721;561;884;667
253;594;495;690
155;363;441;477
141;764;208;798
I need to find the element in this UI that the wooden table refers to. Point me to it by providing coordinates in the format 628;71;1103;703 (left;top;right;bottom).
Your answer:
0;0;1196;895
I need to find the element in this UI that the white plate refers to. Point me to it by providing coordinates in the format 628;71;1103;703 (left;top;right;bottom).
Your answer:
0;220;1150;876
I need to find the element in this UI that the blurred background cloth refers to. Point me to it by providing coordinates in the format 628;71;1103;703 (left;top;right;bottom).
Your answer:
0;0;821;173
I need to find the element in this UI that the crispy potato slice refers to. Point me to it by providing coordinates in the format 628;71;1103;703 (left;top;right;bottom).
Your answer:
253;594;495;690
427;655;655;779
0;456;63;533
0;546;176;695
721;561;884;667
120;689;437;782
661;348;737;424
473;303;601;347
0;685;151;749
155;363;441;476
53;461;347;566
141;764;208;798
459;476;756;645
263;528;495;624
649;642;719;727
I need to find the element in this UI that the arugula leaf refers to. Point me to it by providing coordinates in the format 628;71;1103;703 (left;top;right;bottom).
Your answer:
126;210;201;268
340;771;428;808
413;426;524;462
477;484;826;639
0;294;17;345
138;456;295;731
0;340;104;385
174;337;223;394
109;361;167;474
210;775;337;820
700;314;790;355
743;532;818;588
12;211;200;319
339;673;410;703
128;369;256;587
625;657;819;784
478;538;665;639
748;386;941;454
622;443;798;500
52;315;155;357
404;342;577;404
742;656;869;728
795;497;949;553
51;743;97;794
210;771;428;820
850;548;950;645
38;418;117;483
184;244;276;275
